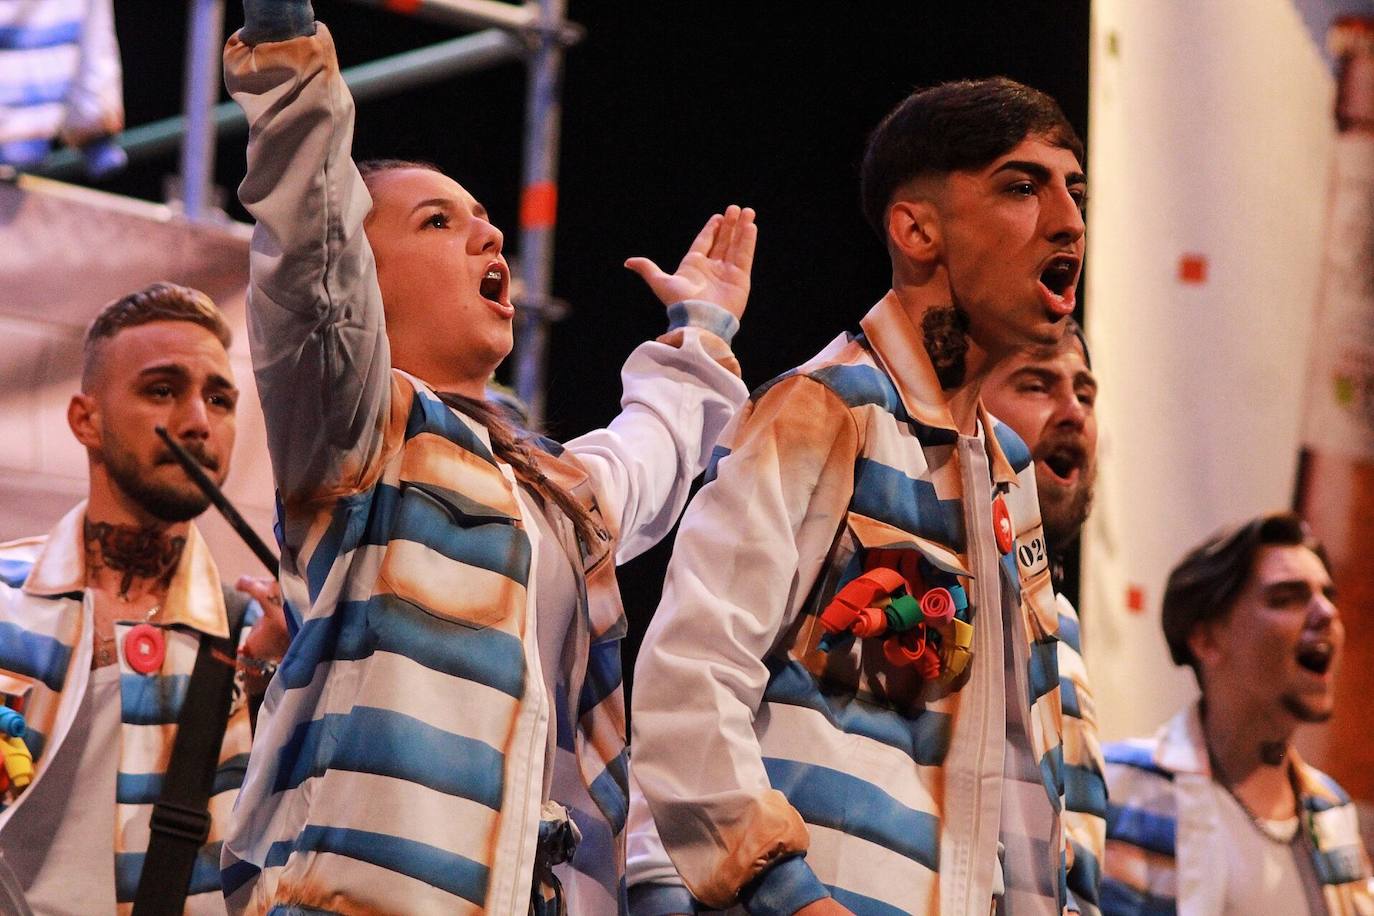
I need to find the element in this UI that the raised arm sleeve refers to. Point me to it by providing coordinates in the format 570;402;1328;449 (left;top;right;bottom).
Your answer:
563;300;747;562
224;23;393;502
629;373;860;912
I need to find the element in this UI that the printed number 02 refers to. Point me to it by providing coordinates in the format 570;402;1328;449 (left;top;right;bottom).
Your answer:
1018;537;1045;570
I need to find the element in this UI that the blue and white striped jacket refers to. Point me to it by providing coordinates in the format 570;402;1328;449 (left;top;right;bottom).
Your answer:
0;0;123;148
629;293;1107;915
0;503;254;914
222;23;747;915
1102;703;1374;915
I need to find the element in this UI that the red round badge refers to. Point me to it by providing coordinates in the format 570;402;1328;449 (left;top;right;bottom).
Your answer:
124;624;166;675
993;497;1014;555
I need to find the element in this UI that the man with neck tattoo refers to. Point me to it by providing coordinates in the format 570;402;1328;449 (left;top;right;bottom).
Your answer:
1101;513;1373;915
0;282;287;914
628;79;1104;915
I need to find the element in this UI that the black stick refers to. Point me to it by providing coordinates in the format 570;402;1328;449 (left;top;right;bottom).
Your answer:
154;426;278;574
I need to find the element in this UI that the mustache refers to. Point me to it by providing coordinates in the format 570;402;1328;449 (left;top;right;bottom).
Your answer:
1033;432;1090;460
156;443;221;472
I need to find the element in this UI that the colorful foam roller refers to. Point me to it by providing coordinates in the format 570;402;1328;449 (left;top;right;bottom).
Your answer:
884;594;923;632
920;588;956;626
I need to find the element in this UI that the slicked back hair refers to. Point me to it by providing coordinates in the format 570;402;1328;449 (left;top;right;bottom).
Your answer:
859;77;1083;240
1162;512;1330;676
82;282;231;389
357;158;443;196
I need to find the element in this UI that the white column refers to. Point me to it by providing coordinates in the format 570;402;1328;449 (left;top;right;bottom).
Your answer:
1083;0;1336;741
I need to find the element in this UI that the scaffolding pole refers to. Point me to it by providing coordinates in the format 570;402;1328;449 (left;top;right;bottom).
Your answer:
38;30;526;179
344;0;582;44
513;0;567;425
178;0;225;220
42;0;577;421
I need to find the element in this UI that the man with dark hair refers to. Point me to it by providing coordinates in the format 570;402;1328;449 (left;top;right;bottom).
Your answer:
629;78;1102;915
0;282;286;913
1101;513;1373;915
982;318;1096;563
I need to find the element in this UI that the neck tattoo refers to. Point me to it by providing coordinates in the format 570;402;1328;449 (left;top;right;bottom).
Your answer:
921;305;971;390
84;519;185;599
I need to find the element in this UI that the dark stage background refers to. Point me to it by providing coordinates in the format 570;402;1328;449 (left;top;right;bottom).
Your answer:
102;0;1090;701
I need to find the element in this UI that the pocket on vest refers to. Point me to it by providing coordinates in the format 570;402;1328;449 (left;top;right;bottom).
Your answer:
377;481;532;631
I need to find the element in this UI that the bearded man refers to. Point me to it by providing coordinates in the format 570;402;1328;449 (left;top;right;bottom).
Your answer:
0;282;286;914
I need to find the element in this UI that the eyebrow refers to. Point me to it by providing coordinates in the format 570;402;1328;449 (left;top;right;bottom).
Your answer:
410;197;488;220
1011;366;1058;383
139;364;239;394
991;159;1087;187
1009;364;1097;389
1261;578;1335;596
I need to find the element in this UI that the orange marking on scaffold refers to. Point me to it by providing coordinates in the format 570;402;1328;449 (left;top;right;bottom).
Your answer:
1178;253;1208;284
1126;584;1145;613
521;181;558;229
385;0;422;14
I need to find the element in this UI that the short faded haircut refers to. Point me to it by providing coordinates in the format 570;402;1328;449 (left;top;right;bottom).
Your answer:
1162;512;1330;675
860;76;1083;239
82;282;231;389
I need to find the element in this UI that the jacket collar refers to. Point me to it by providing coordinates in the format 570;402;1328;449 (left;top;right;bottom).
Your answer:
1154;701;1212;777
859;291;1019;487
24;502;229;638
1154;700;1330;801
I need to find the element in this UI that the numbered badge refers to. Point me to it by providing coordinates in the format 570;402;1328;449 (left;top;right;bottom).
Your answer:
1015;526;1050;580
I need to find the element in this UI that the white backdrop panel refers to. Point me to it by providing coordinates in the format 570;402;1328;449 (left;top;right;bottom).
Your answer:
1083;0;1336;742
0;176;273;584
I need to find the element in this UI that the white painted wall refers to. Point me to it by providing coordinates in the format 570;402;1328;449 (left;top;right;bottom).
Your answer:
1083;0;1337;742
0;176;273;583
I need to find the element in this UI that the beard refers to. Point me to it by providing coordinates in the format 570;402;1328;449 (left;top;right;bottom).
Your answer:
104;440;219;523
1281;692;1334;724
1037;471;1095;555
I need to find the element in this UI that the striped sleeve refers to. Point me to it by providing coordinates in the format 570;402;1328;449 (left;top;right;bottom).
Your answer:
563;302;748;565
631;374;860;911
1100;741;1179;915
224;24;394;503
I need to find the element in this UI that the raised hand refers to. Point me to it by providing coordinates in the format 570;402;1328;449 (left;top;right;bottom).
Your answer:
237;574;290;666
624;205;757;320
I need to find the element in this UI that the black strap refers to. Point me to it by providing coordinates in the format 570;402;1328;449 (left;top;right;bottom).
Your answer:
131;587;250;915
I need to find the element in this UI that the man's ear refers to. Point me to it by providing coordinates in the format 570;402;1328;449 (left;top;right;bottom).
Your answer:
68;393;101;450
886;196;942;265
1187;618;1224;670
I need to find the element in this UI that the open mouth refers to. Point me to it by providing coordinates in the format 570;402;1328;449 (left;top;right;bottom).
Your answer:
1038;255;1080;312
1037;442;1084;486
479;262;508;305
1296;640;1334;675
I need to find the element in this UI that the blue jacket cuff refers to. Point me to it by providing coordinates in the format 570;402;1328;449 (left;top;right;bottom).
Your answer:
740;855;828;915
240;0;317;44
666;299;740;344
628;881;701;915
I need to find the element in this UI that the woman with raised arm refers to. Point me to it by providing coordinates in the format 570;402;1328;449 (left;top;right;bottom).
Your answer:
220;3;755;913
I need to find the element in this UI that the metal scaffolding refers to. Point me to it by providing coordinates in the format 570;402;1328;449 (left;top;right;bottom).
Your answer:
42;0;581;425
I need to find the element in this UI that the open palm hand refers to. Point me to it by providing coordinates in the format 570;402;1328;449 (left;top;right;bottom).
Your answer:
625;204;757;320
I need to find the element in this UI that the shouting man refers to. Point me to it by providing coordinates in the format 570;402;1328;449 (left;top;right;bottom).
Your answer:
628;79;1104;915
1101;513;1374;915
